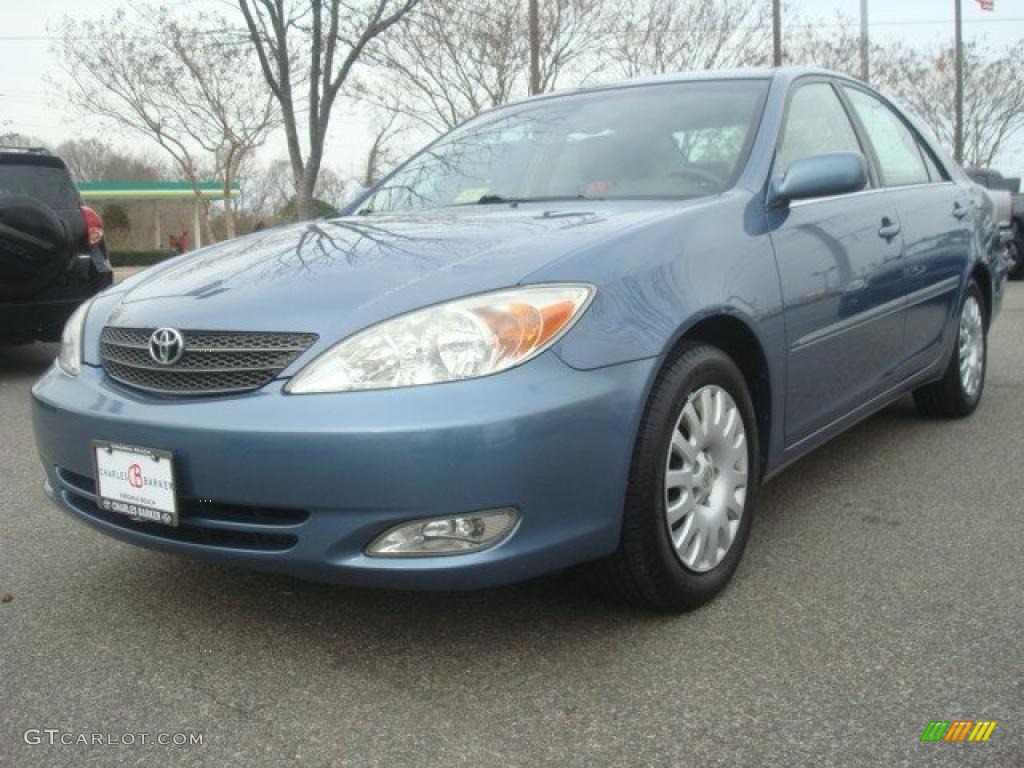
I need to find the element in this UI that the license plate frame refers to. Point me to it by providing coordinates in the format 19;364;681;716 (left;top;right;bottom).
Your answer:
92;441;178;527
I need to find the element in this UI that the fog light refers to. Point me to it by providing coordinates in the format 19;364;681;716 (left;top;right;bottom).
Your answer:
366;508;519;557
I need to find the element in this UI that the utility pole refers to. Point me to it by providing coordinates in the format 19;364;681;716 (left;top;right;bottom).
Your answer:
954;0;964;164
529;0;541;95
772;0;782;66
859;0;869;83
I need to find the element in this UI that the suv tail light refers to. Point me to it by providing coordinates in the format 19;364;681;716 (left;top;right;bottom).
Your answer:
80;205;104;246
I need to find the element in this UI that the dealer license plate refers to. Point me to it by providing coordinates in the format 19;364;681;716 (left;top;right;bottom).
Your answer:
93;441;178;527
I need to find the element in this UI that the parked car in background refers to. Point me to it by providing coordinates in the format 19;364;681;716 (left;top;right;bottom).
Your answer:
0;147;112;343
33;68;1005;612
967;167;1024;279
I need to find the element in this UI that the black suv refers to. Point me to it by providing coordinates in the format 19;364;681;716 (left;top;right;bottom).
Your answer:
0;147;113;343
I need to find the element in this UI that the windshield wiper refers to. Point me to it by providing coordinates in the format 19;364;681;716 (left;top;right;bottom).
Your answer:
476;194;520;205
475;194;589;206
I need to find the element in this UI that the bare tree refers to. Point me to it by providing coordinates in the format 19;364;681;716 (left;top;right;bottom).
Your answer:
54;138;163;183
313;165;353;210
57;5;279;240
361;109;402;187
535;0;613;92
784;13;863;76
771;12;1024;168
236;0;420;221
244;159;361;223
366;0;609;134
162;10;281;238
58;11;204;196
611;0;772;78
873;40;1024;168
368;0;526;133
243;158;295;219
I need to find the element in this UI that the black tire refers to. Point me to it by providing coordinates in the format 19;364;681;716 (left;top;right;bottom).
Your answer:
588;343;760;612
913;279;987;418
0;194;72;301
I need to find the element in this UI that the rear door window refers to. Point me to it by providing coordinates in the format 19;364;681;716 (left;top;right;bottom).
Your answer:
0;163;79;209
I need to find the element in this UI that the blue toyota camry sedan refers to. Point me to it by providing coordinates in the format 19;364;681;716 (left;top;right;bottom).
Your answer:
32;68;1006;611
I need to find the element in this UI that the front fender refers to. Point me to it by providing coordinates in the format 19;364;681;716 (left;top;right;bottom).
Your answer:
533;192;785;372
531;191;788;472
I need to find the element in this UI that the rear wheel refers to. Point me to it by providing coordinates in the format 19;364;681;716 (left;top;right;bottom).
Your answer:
589;343;759;612
913;280;986;418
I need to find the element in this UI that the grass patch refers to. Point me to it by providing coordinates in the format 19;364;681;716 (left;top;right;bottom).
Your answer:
108;249;177;267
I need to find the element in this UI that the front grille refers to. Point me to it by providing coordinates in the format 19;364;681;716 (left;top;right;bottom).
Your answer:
100;327;318;396
56;467;306;552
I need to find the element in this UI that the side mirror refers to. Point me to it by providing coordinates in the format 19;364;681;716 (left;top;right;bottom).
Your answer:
769;151;868;208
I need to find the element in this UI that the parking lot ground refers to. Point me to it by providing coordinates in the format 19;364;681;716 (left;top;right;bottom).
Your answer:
2;286;1022;767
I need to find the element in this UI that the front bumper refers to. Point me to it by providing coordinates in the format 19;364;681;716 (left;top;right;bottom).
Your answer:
32;352;656;589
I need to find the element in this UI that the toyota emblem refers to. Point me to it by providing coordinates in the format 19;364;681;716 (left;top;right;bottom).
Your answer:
149;328;185;365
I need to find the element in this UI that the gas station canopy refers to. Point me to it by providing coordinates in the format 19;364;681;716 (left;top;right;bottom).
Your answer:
78;181;241;248
78;181;240;201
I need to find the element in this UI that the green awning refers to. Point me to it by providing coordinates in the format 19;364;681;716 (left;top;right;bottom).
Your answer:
79;181;241;201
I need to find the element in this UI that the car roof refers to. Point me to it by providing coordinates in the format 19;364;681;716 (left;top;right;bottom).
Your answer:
0;151;69;169
506;67;856;106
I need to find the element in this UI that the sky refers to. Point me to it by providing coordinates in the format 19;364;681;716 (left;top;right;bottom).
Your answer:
2;0;1024;178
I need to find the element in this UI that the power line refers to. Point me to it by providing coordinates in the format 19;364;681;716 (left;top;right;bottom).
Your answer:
2;15;1024;42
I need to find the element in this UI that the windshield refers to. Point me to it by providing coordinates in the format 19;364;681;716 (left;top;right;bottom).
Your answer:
365;80;769;213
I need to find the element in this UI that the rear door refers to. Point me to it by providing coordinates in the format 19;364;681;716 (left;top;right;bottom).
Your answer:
841;86;969;375
769;80;908;447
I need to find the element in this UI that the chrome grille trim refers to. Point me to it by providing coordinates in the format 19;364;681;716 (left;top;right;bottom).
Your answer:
100;327;318;396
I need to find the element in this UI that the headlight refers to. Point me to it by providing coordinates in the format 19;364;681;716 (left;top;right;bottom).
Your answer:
286;283;594;393
58;297;96;376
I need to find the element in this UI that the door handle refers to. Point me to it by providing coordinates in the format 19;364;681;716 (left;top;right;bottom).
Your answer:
878;218;901;241
952;202;969;219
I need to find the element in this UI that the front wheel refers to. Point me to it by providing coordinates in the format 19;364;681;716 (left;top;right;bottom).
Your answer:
913;280;987;418
589;343;760;612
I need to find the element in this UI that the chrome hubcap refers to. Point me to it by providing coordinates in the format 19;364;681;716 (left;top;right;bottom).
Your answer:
959;295;984;399
664;385;748;573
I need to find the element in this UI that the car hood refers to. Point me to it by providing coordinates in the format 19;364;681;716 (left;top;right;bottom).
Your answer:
102;201;695;345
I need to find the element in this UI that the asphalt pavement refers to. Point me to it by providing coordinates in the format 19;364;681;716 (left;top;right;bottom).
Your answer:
2;286;1022;767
